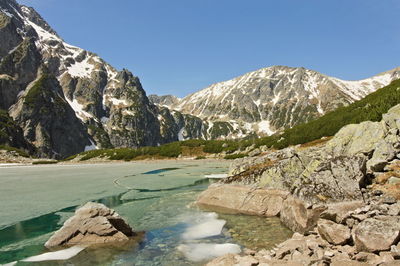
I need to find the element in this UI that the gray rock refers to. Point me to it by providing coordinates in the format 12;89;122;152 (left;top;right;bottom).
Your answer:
248;148;261;157
320;201;365;223
383;104;400;131
196;185;290;217
388;202;400;216
352;252;381;264
324;121;387;157
45;202;136;248
367;139;396;172
317;219;351;245
279;195;325;234
353;216;400;253
388;177;400;184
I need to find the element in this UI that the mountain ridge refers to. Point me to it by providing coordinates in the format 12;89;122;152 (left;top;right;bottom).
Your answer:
152;65;400;134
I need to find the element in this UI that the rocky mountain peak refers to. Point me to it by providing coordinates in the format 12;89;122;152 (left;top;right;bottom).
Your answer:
20;5;59;37
165;65;400;136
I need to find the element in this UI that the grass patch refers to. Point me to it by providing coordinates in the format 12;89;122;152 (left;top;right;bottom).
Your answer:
224;153;248;160
32;160;58;165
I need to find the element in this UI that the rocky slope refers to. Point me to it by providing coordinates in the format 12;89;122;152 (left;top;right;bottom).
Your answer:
0;0;244;158
159;66;400;136
197;104;400;265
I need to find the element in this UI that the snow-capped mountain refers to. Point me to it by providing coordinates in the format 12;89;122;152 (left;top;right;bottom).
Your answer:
159;66;400;135
0;0;239;158
1;0;399;158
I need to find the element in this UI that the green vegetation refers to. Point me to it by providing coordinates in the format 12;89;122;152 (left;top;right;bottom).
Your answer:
254;79;400;149
32;160;58;165
0;145;30;157
195;156;206;160
224;153;248;160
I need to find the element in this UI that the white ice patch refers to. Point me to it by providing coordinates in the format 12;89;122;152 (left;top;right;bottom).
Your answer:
105;96;130;107
204;174;228;179
84;139;98;152
317;103;324;114
22;246;85;262
65;97;93;122
182;218;226;240
122;110;136;116
1;262;17;266
26;20;61;42
178;127;185;141
1;8;13;18
258;120;275;135
272;92;281;105
177;243;241;262
100;116;109;124
67;57;94;78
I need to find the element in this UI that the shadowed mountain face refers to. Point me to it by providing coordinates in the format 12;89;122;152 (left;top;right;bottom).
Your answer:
0;0;399;158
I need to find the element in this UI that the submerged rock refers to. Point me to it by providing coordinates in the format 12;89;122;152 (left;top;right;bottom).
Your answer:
45;202;136;248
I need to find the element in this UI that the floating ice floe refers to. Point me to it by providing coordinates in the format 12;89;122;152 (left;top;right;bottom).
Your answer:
204;174;228;179
178;243;241;262
182;214;226;240
178;212;241;262
22;246;86;262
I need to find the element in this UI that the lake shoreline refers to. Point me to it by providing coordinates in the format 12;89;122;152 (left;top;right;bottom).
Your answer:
0;156;228;167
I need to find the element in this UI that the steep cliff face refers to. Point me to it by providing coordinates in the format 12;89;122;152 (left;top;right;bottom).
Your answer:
161;66;400;135
9;69;91;158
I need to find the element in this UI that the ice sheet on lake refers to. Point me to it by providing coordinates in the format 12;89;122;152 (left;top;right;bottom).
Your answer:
22;246;85;262
204;174;228;179
177;243;241;262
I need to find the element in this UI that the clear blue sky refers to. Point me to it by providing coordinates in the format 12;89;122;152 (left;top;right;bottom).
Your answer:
18;0;400;97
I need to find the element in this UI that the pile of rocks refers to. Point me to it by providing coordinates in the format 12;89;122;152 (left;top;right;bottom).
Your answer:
201;105;400;265
207;196;400;266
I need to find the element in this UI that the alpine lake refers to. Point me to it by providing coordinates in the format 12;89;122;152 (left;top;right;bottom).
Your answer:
0;160;292;265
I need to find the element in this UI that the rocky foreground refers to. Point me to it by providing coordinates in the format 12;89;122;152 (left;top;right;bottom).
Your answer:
199;104;400;265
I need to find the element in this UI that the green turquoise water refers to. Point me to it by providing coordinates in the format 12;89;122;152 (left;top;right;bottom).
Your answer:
0;161;292;265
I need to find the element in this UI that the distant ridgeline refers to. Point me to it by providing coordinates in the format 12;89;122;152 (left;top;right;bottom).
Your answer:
67;79;400;161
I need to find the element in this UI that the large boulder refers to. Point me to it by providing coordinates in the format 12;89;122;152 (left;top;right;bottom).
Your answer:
196;184;289;217
324;121;387;157
367;139;396;172
45;202;136;248
352;216;400;253
279;195;325;234
317;219;351;245
294;155;367;203
383;104;400;131
260;153;367;204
